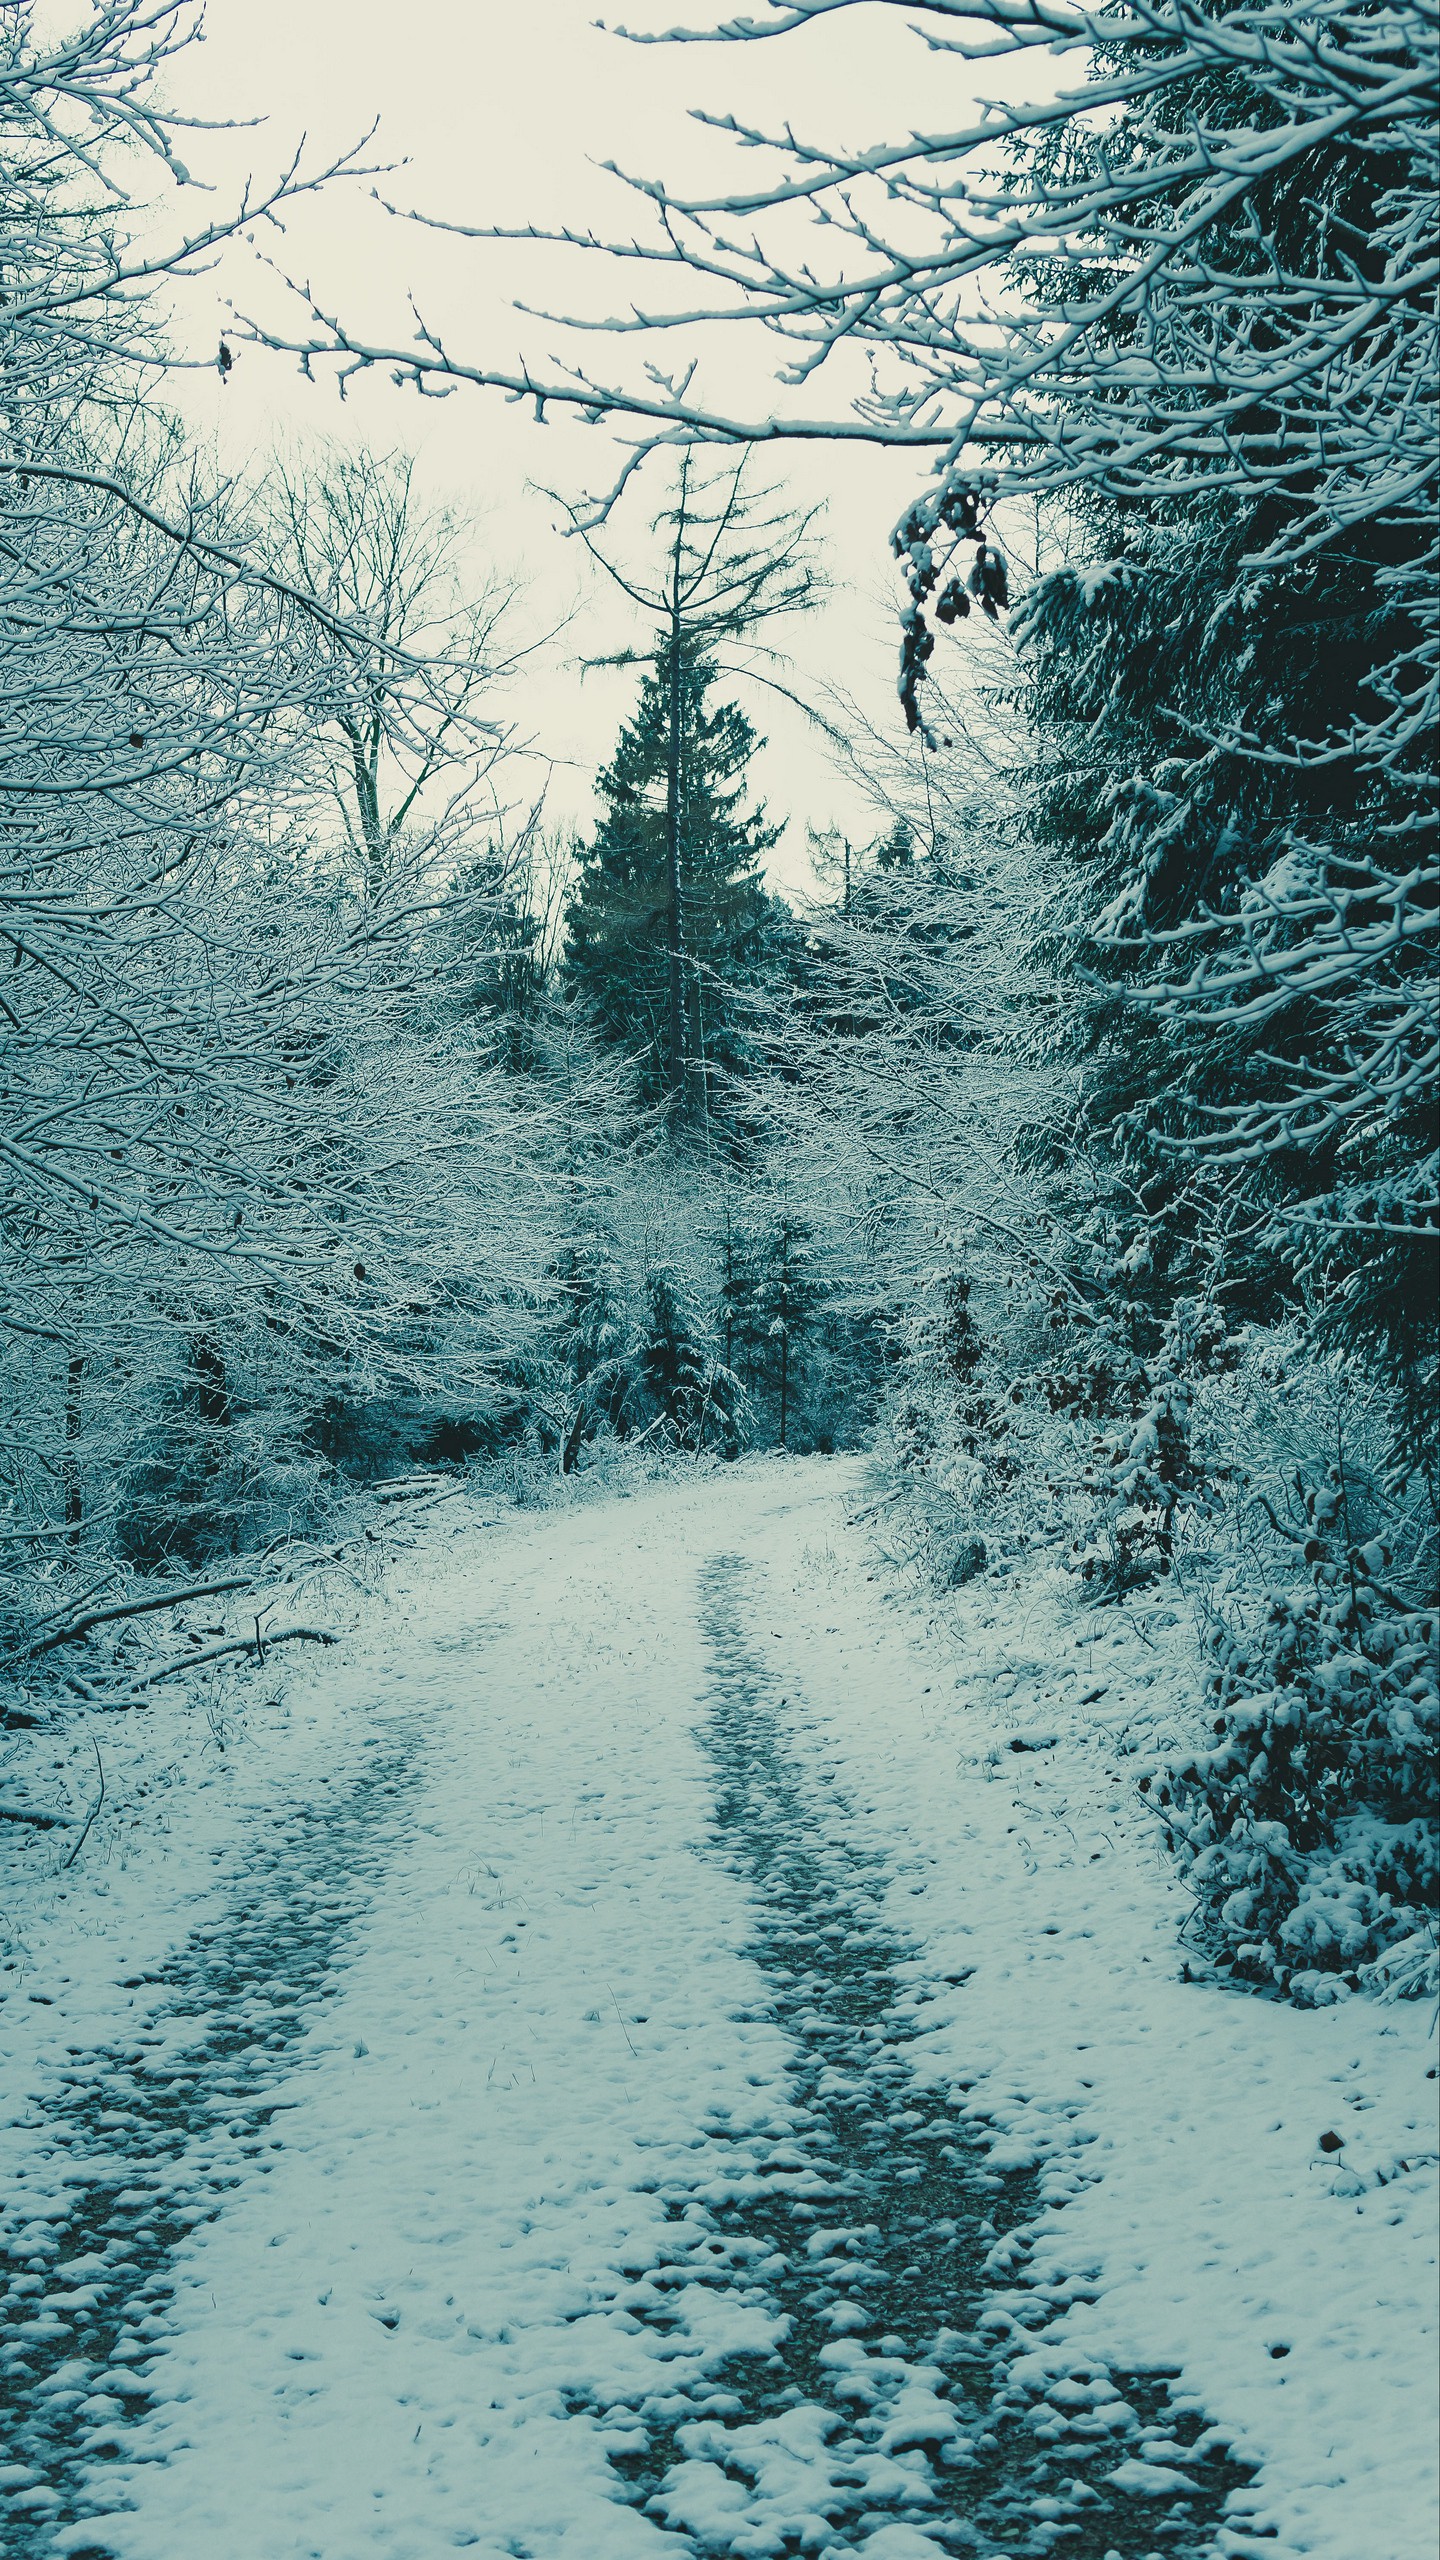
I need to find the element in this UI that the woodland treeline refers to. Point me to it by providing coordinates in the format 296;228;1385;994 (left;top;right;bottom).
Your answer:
2;0;1435;2004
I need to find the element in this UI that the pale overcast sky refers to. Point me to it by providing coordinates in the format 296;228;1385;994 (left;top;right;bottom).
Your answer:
155;1;999;887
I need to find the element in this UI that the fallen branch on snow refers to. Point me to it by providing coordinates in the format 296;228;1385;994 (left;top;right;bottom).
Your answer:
137;1625;338;1687
0;1801;73;1829
24;1572;272;1658
18;1534;348;1663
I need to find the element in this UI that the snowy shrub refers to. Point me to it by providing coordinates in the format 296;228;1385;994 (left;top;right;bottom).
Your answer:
892;1268;1013;1510
116;1399;330;1569
1152;1473;1439;2001
886;1255;1240;1596
1066;1296;1234;1597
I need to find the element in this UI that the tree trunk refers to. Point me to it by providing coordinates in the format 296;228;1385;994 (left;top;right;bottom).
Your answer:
778;1223;791;1448
347;725;387;892
664;611;686;1115
191;1333;232;1426
63;1353;84;1540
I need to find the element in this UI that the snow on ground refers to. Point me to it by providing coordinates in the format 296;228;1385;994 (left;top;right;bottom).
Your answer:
747;1487;1439;2560
0;1458;1435;2560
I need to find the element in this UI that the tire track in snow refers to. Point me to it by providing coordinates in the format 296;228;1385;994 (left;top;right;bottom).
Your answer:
0;1730;425;2560
570;1553;1253;2559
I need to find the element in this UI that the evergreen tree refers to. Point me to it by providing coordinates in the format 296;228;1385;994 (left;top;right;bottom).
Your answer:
563;641;782;1108
874;817;914;872
443;844;546;1070
990;52;1435;1468
632;1264;745;1454
1018;464;1436;1459
753;1210;828;1450
717;1206;761;1373
553;455;821;1120
553;1240;631;1422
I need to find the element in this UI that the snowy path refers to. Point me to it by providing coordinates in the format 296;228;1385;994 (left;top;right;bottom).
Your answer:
1;1466;1435;2560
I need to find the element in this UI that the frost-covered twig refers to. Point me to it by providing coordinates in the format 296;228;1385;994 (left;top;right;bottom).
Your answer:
60;1741;105;1872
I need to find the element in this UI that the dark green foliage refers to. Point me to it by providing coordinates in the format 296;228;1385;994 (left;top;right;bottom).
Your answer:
1012;137;1438;1460
717;1211;761;1374
443;848;547;1072
874;817;914;872
751;1212;828;1449
1153;1478;1439;2001
552;1240;633;1437
632;1263;745;1454
716;1199;882;1453
308;1388;517;1481
563;643;782;1108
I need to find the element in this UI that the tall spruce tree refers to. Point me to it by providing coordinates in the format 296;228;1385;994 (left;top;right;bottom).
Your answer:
563;640;782;1108
554;457;821;1119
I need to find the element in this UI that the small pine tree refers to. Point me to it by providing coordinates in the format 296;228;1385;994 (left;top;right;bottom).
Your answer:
551;456;820;1120
753;1211;827;1449
632;1263;745;1454
717;1207;761;1373
1068;1294;1234;1596
891;1265;1012;1524
552;1240;632;1435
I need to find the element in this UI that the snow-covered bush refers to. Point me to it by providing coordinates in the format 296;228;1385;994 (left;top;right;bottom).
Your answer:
886;1253;1238;1598
893;1268;1008;1507
1153;1476;1439;2001
115;1396;330;1571
1066;1296;1235;1597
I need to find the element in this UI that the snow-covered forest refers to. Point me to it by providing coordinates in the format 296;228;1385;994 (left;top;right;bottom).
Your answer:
1;3;1436;2556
